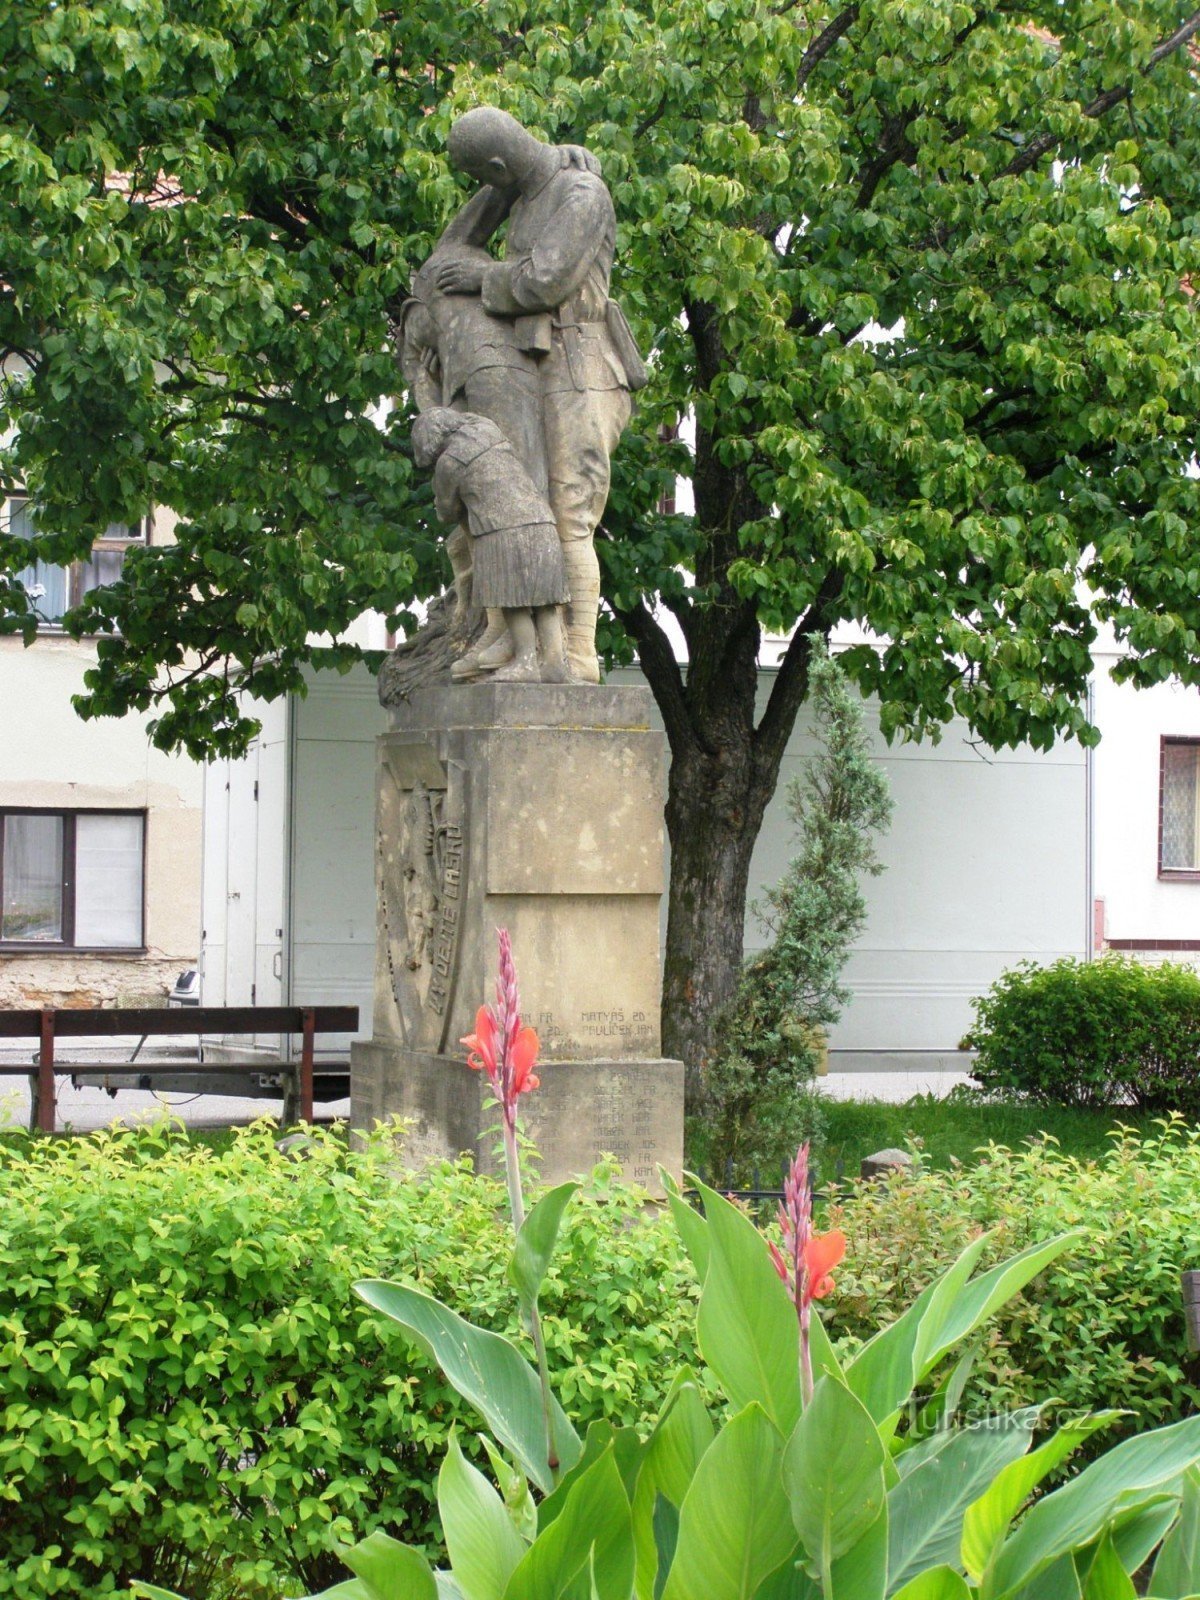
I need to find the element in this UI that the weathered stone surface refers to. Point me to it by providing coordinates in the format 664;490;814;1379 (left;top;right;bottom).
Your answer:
381;107;645;685
354;1043;682;1193
860;1147;915;1181
351;680;684;1191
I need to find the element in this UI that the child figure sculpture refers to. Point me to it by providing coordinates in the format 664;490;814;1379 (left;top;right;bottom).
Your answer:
411;407;570;684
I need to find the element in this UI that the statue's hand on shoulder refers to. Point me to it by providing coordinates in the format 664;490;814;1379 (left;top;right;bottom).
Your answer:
433;256;486;295
563;144;602;177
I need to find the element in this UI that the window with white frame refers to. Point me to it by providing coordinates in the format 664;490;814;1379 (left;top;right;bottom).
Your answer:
0;810;145;948
5;495;145;625
1160;739;1200;876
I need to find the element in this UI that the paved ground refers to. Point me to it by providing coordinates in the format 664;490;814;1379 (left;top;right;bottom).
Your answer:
1;1035;969;1132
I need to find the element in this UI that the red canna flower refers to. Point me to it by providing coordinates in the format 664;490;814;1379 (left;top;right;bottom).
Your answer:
768;1143;846;1403
460;931;541;1130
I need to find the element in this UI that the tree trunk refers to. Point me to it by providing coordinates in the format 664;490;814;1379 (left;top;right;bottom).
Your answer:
661;736;773;1105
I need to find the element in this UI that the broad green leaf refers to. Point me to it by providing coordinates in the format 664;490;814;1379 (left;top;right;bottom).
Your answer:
845;1237;989;1427
1082;1534;1135;1600
1152;1467;1200;1597
989;1415;1200;1598
355;1280;580;1493
846;1234;1080;1433
481;1436;538;1543
691;1178;841;1436
784;1376;887;1573
633;1375;715;1600
508;1182;579;1318
663;1403;795;1600
753;1553;819;1599
891;1570;972;1600
888;1411;1040;1593
663;1172;710;1283
539;1419;645;1534
1107;1494;1179;1577
962;1413;1122;1581
341;1531;438;1600
916;1235;1083;1380
653;1495;680;1600
438;1435;526;1600
828;1499;889;1600
503;1445;632;1600
133;1589;194;1600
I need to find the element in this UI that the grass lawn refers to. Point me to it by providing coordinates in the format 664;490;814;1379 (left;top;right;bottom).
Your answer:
816;1093;1174;1183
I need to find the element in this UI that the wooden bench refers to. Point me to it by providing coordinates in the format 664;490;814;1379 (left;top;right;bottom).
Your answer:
0;1005;359;1133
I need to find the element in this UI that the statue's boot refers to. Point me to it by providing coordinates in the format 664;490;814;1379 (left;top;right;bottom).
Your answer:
561;541;601;684
451;610;514;680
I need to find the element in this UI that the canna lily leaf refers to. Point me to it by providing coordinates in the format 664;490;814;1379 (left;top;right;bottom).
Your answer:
988;1414;1200;1598
887;1409;1041;1592
355;1279;580;1493
783;1376;887;1575
502;1444;632;1600
1151;1466;1200;1598
1081;1533;1135;1600
662;1402;796;1600
508;1182;579;1320
438;1434;526;1600
890;1570;972;1600
340;1530;438;1599
961;1412;1123;1582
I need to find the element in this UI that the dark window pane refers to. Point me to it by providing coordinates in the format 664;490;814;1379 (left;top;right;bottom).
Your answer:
1163;744;1200;870
1;815;64;941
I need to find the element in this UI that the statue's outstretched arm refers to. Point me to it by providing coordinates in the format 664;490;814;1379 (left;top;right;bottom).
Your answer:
437;185;512;250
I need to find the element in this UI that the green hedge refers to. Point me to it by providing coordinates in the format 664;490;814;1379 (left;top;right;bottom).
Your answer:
0;1123;699;1600
969;953;1200;1112
827;1119;1200;1446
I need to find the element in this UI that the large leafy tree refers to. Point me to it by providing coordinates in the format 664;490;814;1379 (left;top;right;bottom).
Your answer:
3;0;1199;1088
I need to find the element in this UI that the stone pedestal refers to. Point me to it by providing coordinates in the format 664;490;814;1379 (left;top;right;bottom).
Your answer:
351;682;684;1192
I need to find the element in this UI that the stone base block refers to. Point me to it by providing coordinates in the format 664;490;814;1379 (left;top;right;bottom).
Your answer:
353;1039;684;1195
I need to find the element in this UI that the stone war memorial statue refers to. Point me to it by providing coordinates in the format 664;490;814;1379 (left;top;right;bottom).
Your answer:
353;109;683;1191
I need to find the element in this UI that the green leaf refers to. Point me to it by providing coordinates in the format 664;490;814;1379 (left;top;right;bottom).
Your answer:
988;1415;1200;1598
653;1495;680;1600
961;1413;1122;1582
1152;1466;1200;1597
827;1500;889;1600
438;1434;526;1600
1081;1534;1135;1600
845;1233;1080;1432
783;1376;887;1574
664;1173;710;1282
888;1411;1040;1593
508;1182;579;1318
355;1280;580;1493
663;1403;796;1600
891;1570;972;1600
633;1374;715;1600
691;1178;839;1436
845;1237;989;1427
341;1530;439;1600
503;1444;632;1600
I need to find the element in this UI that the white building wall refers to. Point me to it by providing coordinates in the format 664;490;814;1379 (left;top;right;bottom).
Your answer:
214;661;1087;1061
1091;648;1200;957
0;511;205;1006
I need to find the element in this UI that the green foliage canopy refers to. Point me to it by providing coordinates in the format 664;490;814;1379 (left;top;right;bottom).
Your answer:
2;0;1200;760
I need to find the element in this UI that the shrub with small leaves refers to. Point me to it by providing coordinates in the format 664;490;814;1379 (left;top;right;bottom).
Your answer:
827;1119;1200;1450
0;1122;698;1599
969;953;1200;1113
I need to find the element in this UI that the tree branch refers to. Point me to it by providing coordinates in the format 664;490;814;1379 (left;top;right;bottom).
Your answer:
1000;9;1200;178
610;595;698;756
753;570;844;776
796;6;860;91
